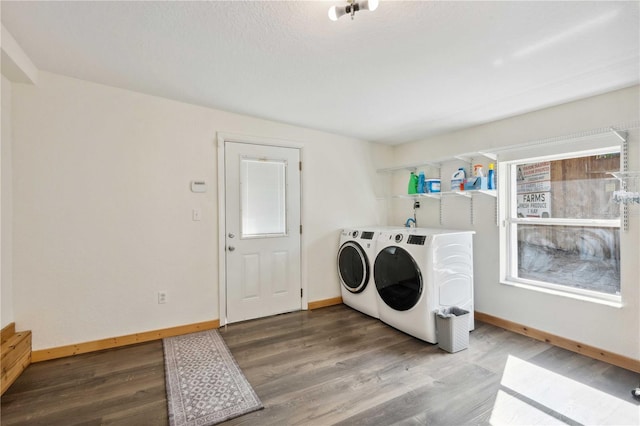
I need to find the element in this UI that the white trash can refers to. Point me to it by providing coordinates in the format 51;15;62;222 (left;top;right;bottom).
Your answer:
435;307;470;353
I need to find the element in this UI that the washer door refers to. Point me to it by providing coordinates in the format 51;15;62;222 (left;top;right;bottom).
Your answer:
374;246;423;311
338;242;370;293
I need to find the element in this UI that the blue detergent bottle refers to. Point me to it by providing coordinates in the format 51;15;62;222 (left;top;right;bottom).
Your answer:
417;171;426;193
488;163;496;190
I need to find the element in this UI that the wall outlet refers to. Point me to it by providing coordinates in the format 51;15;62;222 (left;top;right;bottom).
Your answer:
158;291;167;304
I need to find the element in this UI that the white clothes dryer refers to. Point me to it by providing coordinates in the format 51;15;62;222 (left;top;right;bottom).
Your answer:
373;228;475;343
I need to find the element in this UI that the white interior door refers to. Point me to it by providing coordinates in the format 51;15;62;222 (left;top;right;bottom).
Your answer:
224;142;301;323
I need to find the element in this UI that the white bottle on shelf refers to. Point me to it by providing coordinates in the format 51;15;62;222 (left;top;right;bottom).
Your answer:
451;167;466;191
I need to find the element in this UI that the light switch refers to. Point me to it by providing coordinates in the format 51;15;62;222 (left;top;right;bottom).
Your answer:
192;208;202;221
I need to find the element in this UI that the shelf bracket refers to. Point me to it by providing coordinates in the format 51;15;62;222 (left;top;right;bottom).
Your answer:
453;154;473;163
478;151;498;161
470;196;475;225
622;134;629;232
610;128;627;143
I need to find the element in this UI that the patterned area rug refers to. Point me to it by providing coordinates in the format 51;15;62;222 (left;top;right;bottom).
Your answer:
163;330;263;426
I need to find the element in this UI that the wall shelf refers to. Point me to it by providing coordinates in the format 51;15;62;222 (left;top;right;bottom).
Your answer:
377;150;497;174
377;161;441;174
608;171;640;231
379;152;498;226
609;171;639;205
441;189;497;198
394;190;496;200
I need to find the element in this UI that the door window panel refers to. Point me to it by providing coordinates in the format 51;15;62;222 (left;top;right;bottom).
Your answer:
241;157;287;237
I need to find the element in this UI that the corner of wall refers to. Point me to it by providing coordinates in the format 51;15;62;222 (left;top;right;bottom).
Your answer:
1;24;39;85
1;74;15;328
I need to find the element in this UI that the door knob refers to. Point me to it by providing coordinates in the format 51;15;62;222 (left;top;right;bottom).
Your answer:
228;233;235;238
228;246;235;252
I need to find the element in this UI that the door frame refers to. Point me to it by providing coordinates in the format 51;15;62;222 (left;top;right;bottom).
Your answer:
216;132;307;326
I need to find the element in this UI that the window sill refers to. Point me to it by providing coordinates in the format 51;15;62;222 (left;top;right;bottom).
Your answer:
500;279;623;308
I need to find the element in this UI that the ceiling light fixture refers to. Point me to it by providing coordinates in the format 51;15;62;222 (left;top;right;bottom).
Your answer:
328;0;379;21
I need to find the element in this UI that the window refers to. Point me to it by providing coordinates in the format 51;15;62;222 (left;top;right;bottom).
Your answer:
240;157;287;237
502;147;621;303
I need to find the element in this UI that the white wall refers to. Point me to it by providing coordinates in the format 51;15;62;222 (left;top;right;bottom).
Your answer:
11;71;382;350
385;86;640;359
1;74;14;328
11;70;638;360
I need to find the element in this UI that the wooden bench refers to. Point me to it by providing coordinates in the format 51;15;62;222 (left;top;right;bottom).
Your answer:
1;322;32;395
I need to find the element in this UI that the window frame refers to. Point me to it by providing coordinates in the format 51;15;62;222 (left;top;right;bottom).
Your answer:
500;145;622;306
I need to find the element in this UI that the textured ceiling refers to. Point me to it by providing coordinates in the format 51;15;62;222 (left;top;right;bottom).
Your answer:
2;1;639;145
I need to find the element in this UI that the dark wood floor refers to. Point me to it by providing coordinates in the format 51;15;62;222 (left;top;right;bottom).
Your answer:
2;305;638;425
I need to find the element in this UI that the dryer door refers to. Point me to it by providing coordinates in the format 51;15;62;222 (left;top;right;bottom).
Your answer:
374;246;423;311
338;242;370;293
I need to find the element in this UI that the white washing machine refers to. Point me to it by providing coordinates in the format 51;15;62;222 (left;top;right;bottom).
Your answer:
337;226;406;318
338;228;380;318
373;227;475;343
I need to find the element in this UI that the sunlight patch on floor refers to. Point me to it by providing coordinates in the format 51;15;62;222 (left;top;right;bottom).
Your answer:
490;355;639;426
491;390;568;425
